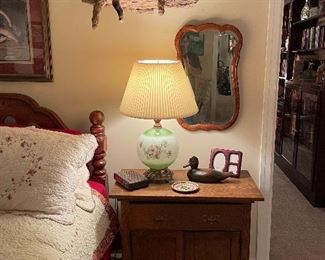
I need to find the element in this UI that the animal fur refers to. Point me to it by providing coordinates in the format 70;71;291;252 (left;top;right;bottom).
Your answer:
83;0;199;28
83;0;168;28
82;0;123;28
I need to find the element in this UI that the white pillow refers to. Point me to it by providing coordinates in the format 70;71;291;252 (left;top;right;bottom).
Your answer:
75;165;96;212
27;127;96;213
0;126;98;224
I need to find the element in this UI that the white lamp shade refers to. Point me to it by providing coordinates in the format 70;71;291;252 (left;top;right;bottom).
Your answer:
120;60;198;119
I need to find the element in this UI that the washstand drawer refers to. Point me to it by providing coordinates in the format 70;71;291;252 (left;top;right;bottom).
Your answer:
128;203;250;230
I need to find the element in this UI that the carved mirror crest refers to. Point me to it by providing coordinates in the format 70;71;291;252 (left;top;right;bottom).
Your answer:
175;23;243;131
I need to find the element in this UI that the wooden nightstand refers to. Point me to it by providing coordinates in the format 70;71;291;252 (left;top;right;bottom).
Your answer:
110;170;264;260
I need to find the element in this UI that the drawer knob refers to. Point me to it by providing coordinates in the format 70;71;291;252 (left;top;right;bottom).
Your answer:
153;215;168;222
202;214;220;224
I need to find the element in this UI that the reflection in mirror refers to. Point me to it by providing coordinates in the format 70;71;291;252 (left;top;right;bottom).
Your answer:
175;23;243;131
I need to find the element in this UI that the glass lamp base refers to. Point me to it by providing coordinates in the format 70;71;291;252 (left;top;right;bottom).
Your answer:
137;122;179;183
144;168;174;184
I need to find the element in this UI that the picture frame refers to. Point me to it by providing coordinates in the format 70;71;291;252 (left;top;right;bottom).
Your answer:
0;0;52;81
209;148;243;177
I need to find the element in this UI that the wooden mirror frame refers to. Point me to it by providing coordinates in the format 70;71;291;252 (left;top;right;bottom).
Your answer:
175;23;243;131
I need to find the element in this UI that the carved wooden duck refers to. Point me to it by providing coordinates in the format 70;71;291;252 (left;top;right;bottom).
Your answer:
183;156;236;183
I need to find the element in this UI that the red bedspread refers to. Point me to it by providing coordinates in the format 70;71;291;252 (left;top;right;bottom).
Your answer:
88;181;117;260
88;181;108;198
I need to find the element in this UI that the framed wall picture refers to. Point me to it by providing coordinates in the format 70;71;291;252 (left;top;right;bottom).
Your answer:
0;0;52;81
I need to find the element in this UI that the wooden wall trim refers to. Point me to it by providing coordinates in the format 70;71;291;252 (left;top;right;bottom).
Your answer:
256;1;284;260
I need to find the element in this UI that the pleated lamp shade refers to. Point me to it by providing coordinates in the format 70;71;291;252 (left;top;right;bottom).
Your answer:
120;60;198;119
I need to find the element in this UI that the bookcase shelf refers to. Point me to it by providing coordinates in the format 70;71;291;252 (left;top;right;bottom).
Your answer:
292;47;325;53
275;0;325;207
293;13;325;26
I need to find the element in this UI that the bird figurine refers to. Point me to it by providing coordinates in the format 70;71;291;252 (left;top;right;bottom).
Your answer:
183;156;236;183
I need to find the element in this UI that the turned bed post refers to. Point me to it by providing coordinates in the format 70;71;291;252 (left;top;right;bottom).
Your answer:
89;110;107;185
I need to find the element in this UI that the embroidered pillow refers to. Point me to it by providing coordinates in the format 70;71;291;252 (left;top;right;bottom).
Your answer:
0;126;98;224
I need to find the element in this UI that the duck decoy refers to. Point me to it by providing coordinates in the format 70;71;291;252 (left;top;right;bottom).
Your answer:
183;156;236;183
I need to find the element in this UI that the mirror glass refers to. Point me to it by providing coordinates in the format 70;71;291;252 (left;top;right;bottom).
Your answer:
175;23;242;131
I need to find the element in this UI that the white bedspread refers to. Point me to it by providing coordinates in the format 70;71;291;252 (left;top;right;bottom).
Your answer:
0;191;118;260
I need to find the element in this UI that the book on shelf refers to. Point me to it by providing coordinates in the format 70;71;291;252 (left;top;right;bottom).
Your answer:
310;27;316;49
315;26;320;48
280;59;288;78
319;26;323;48
301;26;325;50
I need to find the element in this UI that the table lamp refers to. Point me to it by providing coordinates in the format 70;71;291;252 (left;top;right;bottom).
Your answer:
120;60;198;183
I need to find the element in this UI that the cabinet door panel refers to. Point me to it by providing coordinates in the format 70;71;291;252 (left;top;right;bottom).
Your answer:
131;231;181;260
281;86;300;165
184;231;240;260
296;90;319;183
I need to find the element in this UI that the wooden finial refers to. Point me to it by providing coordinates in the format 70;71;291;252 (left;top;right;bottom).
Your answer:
89;110;107;185
90;110;105;125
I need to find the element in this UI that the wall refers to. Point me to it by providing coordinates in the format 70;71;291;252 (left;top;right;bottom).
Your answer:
0;0;269;258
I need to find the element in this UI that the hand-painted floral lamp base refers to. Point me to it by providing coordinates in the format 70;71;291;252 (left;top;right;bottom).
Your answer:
137;119;179;183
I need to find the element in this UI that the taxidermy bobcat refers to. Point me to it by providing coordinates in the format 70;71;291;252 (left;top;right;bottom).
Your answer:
83;0;166;28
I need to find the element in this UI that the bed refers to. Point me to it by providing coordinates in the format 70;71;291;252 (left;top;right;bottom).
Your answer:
0;93;118;260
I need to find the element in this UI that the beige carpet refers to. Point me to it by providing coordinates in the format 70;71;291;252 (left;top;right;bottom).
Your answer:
270;165;325;260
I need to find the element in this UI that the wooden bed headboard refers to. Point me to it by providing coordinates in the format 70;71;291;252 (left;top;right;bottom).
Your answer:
0;93;107;185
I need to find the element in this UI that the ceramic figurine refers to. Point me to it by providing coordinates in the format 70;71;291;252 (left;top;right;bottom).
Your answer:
183;156;236;183
301;0;310;20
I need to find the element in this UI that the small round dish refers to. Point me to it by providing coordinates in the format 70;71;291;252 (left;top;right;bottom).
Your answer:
171;181;199;193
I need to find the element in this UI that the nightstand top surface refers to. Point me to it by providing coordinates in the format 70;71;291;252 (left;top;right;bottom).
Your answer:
110;170;264;203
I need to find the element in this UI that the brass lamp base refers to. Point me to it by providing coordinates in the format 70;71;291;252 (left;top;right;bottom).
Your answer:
144;168;174;184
